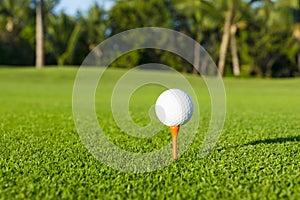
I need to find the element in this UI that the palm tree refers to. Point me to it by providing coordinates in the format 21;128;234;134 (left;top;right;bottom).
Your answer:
46;12;76;64
294;24;300;74
0;0;30;32
84;3;106;63
58;22;82;66
292;0;300;74
174;0;220;74
57;3;106;65
36;0;44;68
218;0;239;76
252;0;298;76
230;23;240;76
0;0;32;64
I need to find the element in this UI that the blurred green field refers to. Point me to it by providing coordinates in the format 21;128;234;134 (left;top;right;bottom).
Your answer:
0;67;299;199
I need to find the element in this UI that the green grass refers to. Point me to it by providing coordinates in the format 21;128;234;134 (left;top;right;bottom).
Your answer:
0;67;299;199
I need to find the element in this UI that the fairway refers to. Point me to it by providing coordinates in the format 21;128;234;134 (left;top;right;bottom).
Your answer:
0;68;299;199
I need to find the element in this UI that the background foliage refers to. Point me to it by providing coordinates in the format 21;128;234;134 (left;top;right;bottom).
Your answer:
0;0;300;77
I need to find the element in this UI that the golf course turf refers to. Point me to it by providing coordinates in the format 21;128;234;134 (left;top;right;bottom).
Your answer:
0;67;299;199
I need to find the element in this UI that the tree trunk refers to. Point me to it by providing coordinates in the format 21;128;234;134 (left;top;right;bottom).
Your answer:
36;0;44;68
58;23;82;66
294;0;300;76
298;40;300;75
218;4;235;76
293;27;300;75
193;42;200;74
230;24;240;76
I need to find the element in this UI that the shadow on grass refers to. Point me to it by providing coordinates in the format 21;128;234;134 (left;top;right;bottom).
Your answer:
243;136;300;146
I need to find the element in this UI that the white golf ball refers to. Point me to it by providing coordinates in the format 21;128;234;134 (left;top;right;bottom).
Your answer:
155;89;194;126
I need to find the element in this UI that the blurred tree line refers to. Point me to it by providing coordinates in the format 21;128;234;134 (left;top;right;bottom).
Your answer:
0;0;300;77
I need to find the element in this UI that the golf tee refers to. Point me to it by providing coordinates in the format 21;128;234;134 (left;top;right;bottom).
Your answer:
170;126;180;160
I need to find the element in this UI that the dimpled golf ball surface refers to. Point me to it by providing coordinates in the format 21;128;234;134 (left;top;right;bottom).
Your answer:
155;89;194;126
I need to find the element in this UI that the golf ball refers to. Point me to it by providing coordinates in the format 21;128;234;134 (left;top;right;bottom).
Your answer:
155;89;194;126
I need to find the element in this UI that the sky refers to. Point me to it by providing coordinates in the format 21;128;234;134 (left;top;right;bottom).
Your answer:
54;0;114;15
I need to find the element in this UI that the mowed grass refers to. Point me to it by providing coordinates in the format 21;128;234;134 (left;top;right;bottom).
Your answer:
0;67;299;199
